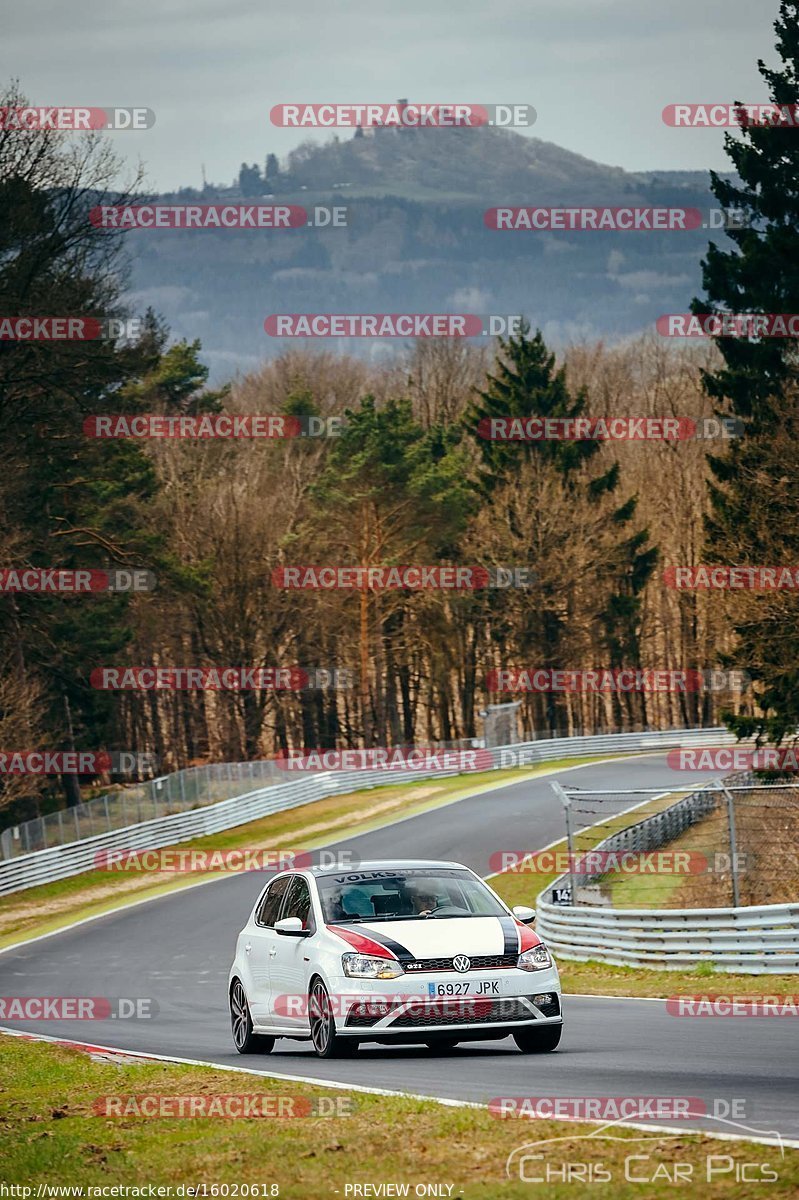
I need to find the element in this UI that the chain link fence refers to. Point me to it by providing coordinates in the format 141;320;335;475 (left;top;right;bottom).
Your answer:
0;760;289;860
551;775;799;909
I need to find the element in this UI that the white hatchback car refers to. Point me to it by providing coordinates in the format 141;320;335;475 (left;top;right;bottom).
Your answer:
228;859;562;1057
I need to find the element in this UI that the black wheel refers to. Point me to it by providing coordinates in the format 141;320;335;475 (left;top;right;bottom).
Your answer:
513;1024;562;1054
309;979;357;1058
424;1038;460;1053
230;980;275;1055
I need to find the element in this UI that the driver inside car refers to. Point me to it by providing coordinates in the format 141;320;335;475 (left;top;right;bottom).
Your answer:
410;888;438;917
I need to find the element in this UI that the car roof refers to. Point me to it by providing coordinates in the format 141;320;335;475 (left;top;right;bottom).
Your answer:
310;859;467;878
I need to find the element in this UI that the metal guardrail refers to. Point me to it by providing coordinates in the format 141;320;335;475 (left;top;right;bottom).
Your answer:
535;897;799;973
0;726;731;895
537;776;799;974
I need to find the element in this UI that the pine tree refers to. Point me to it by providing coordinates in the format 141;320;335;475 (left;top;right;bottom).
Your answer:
468;323;613;487
692;1;799;423
693;2;799;744
468;325;656;731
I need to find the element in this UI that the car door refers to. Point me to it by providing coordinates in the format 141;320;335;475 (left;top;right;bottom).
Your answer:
269;874;316;1032
246;873;293;1025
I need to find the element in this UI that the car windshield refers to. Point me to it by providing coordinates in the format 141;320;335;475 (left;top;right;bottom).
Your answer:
317;868;507;923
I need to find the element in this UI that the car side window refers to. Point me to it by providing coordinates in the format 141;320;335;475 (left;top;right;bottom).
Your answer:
282;875;315;933
256;875;293;927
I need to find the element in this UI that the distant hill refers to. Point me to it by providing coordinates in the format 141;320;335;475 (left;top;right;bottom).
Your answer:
125;126;730;381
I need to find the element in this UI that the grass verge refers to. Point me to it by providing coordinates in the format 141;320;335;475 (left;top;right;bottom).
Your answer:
0;1036;796;1197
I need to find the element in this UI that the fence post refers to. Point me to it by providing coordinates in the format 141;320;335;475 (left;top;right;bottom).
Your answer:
551;781;575;906
721;785;741;908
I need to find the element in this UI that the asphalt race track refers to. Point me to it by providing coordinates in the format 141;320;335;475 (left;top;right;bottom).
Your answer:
1;754;796;1143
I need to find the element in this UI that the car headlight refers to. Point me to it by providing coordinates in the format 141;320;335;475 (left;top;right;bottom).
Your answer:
517;944;552;972
341;953;404;980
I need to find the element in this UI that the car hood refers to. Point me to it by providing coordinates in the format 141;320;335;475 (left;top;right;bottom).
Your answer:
329;914;533;959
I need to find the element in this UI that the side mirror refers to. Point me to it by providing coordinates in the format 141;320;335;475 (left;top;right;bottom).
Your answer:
512;905;536;925
275;916;311;937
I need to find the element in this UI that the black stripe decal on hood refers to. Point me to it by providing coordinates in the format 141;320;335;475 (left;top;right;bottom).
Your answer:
339;924;415;964
498;915;520;955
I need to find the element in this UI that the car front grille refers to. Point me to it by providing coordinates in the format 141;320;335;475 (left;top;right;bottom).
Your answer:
389;997;534;1027
403;953;518;973
344;994;556;1029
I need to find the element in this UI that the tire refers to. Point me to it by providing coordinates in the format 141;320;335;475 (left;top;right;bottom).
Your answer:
424;1038;460;1053
230;979;275;1055
309;979;358;1058
513;1023;562;1054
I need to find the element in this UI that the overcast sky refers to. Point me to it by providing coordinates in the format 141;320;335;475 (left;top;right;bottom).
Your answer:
2;0;784;192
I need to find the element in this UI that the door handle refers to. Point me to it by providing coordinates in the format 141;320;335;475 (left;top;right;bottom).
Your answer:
269;947;277;957
244;943;252;955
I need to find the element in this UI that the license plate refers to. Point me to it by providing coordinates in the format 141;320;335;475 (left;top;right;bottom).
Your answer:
428;980;500;997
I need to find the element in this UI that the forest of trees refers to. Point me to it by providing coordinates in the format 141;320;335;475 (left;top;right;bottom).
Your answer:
2;2;799;825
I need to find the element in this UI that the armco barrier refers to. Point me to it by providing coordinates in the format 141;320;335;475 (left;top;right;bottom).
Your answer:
0;726;732;896
535;896;799;974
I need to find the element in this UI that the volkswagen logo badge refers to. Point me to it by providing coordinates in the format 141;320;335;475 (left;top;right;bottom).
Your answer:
453;954;471;973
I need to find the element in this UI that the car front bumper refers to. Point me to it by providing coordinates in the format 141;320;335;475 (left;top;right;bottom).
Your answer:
326;965;562;1038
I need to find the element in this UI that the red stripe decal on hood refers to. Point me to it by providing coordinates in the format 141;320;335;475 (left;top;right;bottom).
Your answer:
516;920;541;952
327;925;398;958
